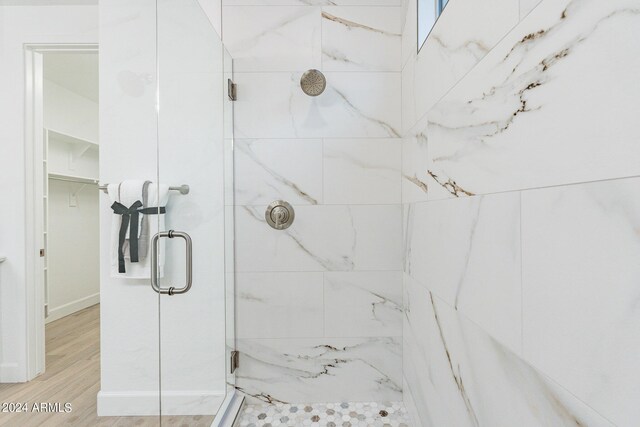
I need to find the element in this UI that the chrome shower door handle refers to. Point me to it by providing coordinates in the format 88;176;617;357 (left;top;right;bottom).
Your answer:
150;230;193;295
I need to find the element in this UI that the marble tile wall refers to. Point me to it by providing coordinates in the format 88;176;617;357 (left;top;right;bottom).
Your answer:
223;1;404;404
521;177;640;426
403;275;616;427
424;0;640;200
401;0;640;425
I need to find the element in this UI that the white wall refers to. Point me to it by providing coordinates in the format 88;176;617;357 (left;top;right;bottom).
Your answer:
401;0;640;425
44;79;98;144
98;0;227;416
0;4;98;383
46;181;100;322
45;78;99;180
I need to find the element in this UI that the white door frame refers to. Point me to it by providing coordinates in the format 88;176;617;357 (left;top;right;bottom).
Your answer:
24;43;98;380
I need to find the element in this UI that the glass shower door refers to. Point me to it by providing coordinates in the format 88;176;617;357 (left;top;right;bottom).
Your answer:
154;0;235;422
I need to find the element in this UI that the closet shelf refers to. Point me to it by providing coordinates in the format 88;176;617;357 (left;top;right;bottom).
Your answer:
46;128;98;162
46;128;98;147
49;172;99;185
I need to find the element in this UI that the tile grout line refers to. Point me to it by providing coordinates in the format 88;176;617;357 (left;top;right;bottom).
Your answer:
519;191;524;356
322;272;326;339
402;173;640;206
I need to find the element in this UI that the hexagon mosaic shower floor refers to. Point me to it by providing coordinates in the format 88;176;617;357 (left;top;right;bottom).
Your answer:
236;401;411;427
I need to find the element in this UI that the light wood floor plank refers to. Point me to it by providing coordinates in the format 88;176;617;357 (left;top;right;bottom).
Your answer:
0;305;216;427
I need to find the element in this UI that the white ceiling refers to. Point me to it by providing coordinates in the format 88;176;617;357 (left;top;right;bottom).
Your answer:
44;52;98;102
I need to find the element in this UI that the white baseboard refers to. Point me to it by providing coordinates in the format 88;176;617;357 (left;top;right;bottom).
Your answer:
0;362;24;383
97;390;225;416
46;293;100;324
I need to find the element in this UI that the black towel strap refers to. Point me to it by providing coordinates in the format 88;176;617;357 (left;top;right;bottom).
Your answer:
111;201;166;273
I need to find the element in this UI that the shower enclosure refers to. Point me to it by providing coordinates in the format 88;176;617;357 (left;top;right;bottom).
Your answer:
98;0;237;423
156;0;237;422
101;0;405;425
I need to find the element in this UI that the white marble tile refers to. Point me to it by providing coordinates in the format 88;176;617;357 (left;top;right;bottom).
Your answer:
427;0;640;198
323;138;401;205
403;0;519;129
520;0;542;20
324;271;402;337
233;72;401;139
322;6;402;72
401;204;411;273
402;377;423;427
403;279;616;427
401;119;429;204
223;0;401;5
400;48;416;135
222;6;321;72
405;192;522;354
234;138;323;205
400;0;416;68
236;336;402;404
236;272;324;339
236;204;402;272
331;0;402;4
521;177;640;426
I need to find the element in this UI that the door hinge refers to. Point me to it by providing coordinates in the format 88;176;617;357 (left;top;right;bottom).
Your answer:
230;350;239;374
228;79;237;101
39;249;45;257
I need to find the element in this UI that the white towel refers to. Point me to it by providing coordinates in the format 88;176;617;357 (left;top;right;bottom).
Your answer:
108;181;170;279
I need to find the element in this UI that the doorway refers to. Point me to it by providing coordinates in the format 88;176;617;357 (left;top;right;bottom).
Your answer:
43;52;100;324
27;45;100;375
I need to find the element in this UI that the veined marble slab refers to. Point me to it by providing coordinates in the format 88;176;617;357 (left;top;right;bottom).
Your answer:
223;0;401;5
520;0;543;20
233;72;401;139
402;377;423;427
426;0;640;199
236;272;324;339
322;6;402;72
222;6;321;72
521;176;640;426
401;124;429;204
324;271;403;337
400;0;416;68
236;336;402;404
403;277;615;427
234;138;323;205
235;204;402;272
401;0;519;132
404;191;522;354
324;138;401;205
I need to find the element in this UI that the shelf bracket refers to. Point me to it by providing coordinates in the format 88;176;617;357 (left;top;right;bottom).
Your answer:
69;141;91;169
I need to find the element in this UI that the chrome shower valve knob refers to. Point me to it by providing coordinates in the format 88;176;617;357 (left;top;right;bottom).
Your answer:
265;201;295;230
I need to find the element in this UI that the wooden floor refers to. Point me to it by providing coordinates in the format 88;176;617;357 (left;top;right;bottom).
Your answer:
0;305;215;427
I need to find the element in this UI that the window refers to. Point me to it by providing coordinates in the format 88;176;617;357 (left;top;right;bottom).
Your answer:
417;0;450;52
437;0;449;15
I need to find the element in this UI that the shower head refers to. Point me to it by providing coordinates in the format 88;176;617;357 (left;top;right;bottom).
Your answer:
300;69;326;96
